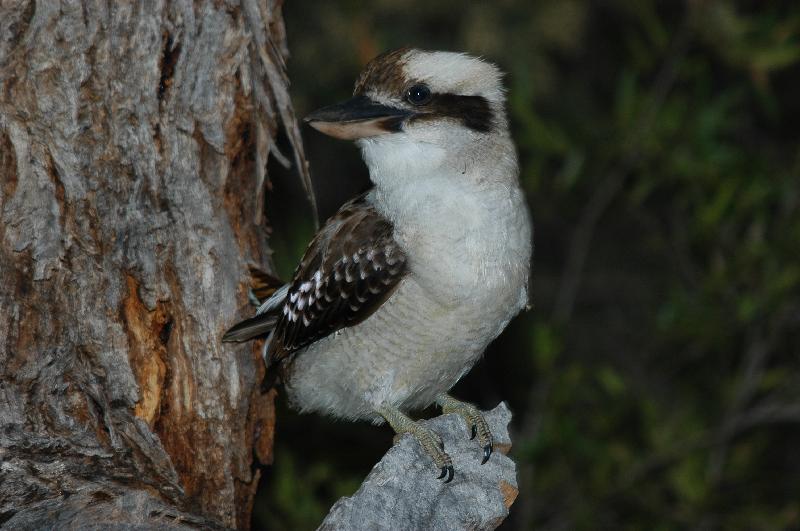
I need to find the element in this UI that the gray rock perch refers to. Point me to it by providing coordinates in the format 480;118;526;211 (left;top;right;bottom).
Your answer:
319;403;518;531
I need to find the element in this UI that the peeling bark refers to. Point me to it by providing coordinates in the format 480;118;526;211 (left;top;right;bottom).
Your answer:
0;1;302;528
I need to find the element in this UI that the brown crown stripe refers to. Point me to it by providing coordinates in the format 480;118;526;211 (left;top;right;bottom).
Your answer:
354;48;410;96
357;49;496;133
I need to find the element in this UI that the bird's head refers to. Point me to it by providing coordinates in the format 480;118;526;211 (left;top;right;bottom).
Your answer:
305;49;512;180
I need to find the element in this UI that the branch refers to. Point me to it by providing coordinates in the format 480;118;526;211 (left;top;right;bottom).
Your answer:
319;404;517;531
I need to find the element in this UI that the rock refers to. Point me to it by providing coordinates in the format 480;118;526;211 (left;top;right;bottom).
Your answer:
319;403;518;531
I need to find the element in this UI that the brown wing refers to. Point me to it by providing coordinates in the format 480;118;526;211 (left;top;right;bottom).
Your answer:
266;192;407;366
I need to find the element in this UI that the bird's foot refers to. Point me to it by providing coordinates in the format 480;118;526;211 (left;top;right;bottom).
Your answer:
377;406;454;483
437;394;493;464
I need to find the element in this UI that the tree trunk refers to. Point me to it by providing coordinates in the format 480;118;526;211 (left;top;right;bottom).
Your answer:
0;1;310;528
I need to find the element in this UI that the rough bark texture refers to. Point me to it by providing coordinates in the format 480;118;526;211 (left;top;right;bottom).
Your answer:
319;404;518;531
0;1;310;528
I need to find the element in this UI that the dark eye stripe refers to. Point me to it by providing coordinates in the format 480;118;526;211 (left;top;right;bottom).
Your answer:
411;94;494;133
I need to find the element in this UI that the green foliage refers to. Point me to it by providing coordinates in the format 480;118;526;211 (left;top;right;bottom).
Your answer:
256;1;800;529
254;444;362;530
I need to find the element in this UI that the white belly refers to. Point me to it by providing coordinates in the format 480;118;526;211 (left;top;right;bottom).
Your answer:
285;166;532;423
284;274;522;423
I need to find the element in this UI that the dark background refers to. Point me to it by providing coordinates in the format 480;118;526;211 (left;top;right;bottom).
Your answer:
254;1;800;529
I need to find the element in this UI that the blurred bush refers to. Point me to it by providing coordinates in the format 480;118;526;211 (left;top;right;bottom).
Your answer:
256;1;800;529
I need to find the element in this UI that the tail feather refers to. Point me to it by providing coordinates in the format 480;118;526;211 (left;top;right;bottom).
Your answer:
222;314;279;343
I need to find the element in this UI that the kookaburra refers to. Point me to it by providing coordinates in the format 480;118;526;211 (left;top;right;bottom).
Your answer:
224;48;532;483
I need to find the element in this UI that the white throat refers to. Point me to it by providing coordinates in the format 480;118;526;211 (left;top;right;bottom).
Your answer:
359;129;532;312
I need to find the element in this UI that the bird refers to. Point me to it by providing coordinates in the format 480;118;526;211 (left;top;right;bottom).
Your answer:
223;48;532;483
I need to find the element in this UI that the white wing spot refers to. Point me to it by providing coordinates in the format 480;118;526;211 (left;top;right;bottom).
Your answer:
385;246;398;265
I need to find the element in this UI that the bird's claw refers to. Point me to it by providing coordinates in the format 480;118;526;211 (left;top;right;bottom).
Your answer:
438;464;454;483
439;395;495;465
481;442;493;465
382;412;455;483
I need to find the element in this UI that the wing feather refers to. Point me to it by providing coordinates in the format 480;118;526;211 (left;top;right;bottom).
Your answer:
222;191;407;364
216;193;402;369
266;192;407;365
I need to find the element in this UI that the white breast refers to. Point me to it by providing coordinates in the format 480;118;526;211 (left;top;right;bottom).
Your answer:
285;129;532;422
285;166;531;422
380;175;530;311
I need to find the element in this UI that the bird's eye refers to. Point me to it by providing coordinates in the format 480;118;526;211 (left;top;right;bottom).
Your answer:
406;84;432;105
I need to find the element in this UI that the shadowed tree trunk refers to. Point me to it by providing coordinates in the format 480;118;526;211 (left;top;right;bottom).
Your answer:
0;1;312;528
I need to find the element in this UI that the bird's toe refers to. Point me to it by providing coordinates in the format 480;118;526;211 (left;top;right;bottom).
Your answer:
438;395;495;464
481;442;493;465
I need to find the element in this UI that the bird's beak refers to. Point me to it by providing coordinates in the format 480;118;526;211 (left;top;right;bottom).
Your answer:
304;95;412;140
